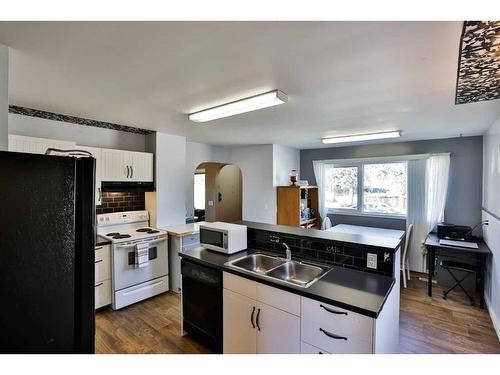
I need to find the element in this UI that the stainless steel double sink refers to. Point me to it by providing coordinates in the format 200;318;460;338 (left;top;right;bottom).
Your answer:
225;253;329;288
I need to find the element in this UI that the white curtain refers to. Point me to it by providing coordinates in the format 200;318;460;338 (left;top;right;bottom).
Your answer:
313;160;328;228
424;153;451;255
406;158;427;272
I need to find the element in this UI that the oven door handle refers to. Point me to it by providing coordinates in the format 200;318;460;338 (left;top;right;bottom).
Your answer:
114;238;166;249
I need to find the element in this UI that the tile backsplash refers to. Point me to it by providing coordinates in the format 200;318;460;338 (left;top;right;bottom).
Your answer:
96;192;145;215
248;228;395;277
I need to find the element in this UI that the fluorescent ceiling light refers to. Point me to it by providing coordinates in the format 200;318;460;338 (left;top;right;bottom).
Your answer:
322;131;401;144
189;90;288;123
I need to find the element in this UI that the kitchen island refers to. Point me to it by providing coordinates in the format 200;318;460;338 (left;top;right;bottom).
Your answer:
179;221;402;354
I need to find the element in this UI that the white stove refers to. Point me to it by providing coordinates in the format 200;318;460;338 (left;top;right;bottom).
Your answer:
97;210;169;309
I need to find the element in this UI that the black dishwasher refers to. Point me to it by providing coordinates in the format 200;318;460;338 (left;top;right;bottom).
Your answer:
181;259;223;353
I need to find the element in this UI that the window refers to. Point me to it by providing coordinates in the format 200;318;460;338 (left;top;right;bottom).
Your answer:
325;166;358;210
325;160;407;217
194;172;205;210
363;163;407;215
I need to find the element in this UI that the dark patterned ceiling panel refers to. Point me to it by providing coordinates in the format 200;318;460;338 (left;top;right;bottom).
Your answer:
455;21;500;104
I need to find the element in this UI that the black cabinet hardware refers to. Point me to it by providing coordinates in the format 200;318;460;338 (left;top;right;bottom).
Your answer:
130;166;133;178
256;308;261;331
319;328;347;340
320;304;348;315
95;259;103;264
126;165;130;178
251;306;256;328
95;246;103;250
95;282;104;287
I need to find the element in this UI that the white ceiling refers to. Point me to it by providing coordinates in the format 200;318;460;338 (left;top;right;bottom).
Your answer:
0;21;499;149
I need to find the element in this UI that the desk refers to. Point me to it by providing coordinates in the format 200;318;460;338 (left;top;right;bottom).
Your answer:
424;233;491;309
328;224;405;240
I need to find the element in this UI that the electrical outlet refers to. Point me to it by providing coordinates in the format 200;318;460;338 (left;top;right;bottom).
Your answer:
208;200;214;206
367;253;377;269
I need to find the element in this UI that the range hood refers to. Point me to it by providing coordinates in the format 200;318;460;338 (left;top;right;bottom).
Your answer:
101;181;154;192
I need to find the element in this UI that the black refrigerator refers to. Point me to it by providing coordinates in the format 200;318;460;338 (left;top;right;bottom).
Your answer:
0;150;95;353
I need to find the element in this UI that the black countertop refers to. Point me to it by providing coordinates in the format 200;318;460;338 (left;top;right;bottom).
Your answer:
237;220;403;251
179;246;395;318
96;235;111;247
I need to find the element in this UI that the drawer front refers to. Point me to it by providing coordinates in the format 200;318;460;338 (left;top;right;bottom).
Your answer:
95;255;111;283
182;233;200;248
223;272;257;300
301;319;372;354
301;341;331;354
257;283;300;316
95;279;111;309
301;297;373;338
95;244;110;260
114;276;169;310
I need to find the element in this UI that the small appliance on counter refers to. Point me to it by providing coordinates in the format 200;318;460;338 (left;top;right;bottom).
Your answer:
200;222;247;254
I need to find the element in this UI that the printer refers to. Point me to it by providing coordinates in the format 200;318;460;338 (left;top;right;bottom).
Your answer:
436;223;472;241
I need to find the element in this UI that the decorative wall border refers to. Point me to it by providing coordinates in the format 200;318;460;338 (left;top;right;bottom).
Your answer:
455;21;500;104
9;105;154;135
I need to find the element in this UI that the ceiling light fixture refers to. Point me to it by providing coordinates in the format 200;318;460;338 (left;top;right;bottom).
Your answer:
188;90;288;123
322;131;401;144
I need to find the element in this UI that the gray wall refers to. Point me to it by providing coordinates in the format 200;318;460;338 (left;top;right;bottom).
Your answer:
300;136;483;229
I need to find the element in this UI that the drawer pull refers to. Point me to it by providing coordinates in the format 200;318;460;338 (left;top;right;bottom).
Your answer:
95;246;103;250
95;282;104;287
320;304;348;315
319;328;347;341
95;259;104;264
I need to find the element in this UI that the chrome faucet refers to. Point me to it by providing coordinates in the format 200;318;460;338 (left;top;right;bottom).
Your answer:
283;243;291;261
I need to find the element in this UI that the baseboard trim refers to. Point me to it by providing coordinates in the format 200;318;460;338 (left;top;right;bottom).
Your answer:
484;294;500;342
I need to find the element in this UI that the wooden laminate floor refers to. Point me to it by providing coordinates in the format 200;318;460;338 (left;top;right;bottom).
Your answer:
95;273;500;354
400;272;500;354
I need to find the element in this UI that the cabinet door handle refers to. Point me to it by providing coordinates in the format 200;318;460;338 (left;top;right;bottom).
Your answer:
98;187;101;202
250;306;256;329
126;165;130;178
95;259;103;264
319;328;347;341
95;246;103;250
256;308;261;331
130;166;133;178
95;282;104;287
320;304;348;315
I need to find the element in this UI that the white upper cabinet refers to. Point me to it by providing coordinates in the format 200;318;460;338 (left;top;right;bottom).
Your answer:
101;148;153;182
101;148;130;182
129;151;153;182
78;146;102;205
8;135;76;155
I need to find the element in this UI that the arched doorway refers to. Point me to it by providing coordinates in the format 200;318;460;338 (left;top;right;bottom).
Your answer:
191;162;242;223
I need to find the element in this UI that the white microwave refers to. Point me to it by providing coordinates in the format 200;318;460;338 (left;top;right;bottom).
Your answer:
199;222;247;254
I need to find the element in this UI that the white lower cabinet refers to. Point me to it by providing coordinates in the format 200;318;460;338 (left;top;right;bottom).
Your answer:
223;289;257;354
223;272;399;354
300;297;373;354
256;301;300;354
95;244;112;309
223;272;300;354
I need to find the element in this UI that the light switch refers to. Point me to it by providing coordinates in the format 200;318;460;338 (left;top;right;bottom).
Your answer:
208;200;214;206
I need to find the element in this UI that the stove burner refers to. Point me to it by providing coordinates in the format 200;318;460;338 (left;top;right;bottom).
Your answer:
106;232;120;236
147;230;160;234
136;228;152;232
112;234;132;239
